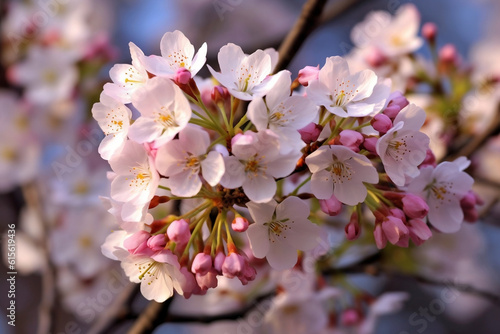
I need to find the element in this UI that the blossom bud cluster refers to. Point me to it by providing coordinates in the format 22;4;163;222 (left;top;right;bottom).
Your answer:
94;29;479;302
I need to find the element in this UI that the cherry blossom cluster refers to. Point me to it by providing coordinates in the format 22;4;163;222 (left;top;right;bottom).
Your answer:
94;27;482;304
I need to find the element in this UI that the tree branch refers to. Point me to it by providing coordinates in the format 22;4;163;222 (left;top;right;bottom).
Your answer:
323;264;500;307
87;283;139;334
22;182;57;334
273;0;329;73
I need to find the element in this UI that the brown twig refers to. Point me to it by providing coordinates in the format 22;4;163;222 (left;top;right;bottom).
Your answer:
444;107;500;161
127;301;164;334
87;283;138;334
273;0;329;73
323;264;500;307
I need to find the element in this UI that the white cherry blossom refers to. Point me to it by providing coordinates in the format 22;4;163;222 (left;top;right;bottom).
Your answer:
121;250;186;302
351;3;423;57
103;42;149;104
247;70;318;154
109;140;159;206
407;158;474;233
141;30;207;78
306;145;379;205
207;43;281;101
306;56;387;117
376;104;430;186
155;125;225;197
129;77;192;148
246;197;320;270
219;130;300;203
91;92;132;160
9;46;78;105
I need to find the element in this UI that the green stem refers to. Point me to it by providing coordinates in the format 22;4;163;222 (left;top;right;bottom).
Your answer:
183;210;210;257
290;175;312;196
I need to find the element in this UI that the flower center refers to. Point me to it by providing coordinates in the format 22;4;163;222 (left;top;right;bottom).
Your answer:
156;107;178;129
328;156;353;183
264;218;290;242
128;165;152;189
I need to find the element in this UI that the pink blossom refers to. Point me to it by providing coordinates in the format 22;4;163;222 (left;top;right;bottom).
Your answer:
298;122;322;144
196;269;218;291
382;216;409;245
319;194;343;216
363;136;379;155
175;67;191;85
124;231;153;256
374;224;387;249
232;216;249;232
213;250;225;274
191;253;212;275
407;218;432;246
422;22;438;42
298;65;319;86
338;129;364;152
402;194;429;219
345;212;361;241
221;252;245;278
147;234;166;252
167;219;191;245
371;113;392;134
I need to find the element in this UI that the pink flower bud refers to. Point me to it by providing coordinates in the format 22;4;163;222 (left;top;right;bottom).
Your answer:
196;269;218;291
222;253;245;278
420;149;437;168
232;216;249;232
345;212;360;241
191;252;212;275
402;194;429;219
408;219;432;246
298;65;319;86
211;85;230;105
147;234;166;252
175;68;191;85
388;91;409;110
298;122;322;144
389;208;406;223
180;267;202;298
439;44;458;64
213;251;225;274
319;194;343;216
460;191;476;210
382;216;409;245
124;231;153;256
362;136;378;155
341;309;362;326
167;219;191;245
374;224;387;249
238;258;257;285
365;48;387;68
460;191;481;223
338;129;364;152
371;113;393;134
422;22;438;42
384;92;409;119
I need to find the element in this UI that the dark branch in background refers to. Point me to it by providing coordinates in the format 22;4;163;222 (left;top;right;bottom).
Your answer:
22;183;58;334
322;264;500;307
87;284;139;334
204;0;366;69
127;299;171;334
273;0;328;73
444;106;500;161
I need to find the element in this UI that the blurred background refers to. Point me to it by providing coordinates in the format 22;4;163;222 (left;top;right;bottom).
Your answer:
1;0;500;333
